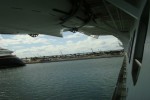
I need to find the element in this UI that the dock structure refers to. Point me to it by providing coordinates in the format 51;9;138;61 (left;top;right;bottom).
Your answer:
21;50;124;64
112;55;127;100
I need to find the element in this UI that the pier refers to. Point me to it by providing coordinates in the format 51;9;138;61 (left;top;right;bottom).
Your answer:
21;50;124;64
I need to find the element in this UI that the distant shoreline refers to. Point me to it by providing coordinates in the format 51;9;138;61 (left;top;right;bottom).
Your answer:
25;55;123;64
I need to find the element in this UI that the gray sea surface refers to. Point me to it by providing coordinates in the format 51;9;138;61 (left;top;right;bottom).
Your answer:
0;57;123;100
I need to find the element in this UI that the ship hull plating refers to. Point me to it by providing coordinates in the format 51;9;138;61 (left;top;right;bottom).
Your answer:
0;56;25;68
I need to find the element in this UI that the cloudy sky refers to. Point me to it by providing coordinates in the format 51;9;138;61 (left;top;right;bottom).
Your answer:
0;32;123;58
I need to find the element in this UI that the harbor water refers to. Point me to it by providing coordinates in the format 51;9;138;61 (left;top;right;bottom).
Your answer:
0;57;123;100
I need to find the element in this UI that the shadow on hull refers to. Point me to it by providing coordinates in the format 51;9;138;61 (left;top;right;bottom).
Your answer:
0;57;25;69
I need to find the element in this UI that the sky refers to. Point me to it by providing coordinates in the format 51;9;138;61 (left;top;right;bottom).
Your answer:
0;32;123;58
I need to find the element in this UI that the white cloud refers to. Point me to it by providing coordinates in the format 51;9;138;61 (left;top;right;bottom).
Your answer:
0;35;3;39
0;34;51;47
64;32;85;39
1;33;123;58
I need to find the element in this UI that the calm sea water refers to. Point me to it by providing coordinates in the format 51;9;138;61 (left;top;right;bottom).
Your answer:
0;57;123;100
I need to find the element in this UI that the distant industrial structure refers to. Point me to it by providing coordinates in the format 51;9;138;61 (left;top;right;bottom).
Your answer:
21;50;124;64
